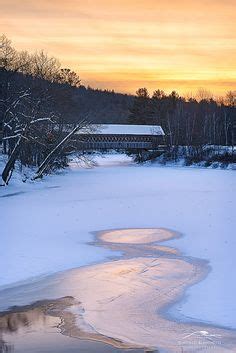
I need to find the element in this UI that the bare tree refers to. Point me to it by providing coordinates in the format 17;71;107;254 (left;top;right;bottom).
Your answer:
0;34;16;70
30;51;60;81
196;88;213;102
56;68;81;87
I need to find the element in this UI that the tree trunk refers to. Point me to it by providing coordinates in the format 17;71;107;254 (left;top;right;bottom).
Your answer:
1;135;23;184
33;125;80;180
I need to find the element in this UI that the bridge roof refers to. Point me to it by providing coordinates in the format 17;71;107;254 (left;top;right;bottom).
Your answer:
92;124;165;136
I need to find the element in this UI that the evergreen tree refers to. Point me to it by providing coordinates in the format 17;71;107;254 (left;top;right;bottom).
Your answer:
128;88;154;125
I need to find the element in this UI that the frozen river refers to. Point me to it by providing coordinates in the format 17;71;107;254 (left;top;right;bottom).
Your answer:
1;154;236;330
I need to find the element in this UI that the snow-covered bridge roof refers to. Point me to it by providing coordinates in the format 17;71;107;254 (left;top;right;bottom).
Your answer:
91;124;165;136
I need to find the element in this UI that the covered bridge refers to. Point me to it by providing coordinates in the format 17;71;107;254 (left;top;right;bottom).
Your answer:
76;124;165;151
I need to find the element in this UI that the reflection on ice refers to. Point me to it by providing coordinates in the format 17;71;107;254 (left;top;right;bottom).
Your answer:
1;228;236;353
100;228;176;244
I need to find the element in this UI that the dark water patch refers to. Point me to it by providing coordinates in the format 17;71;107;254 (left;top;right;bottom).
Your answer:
0;297;155;353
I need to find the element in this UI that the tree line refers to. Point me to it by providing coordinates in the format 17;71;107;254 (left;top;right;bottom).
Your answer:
128;88;235;165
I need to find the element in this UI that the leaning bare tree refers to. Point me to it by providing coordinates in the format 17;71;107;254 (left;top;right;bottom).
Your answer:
32;119;93;180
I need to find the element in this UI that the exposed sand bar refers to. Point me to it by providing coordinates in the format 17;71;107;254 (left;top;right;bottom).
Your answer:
59;228;236;352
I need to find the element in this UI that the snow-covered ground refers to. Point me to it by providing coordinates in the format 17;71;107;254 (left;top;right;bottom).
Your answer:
0;154;235;329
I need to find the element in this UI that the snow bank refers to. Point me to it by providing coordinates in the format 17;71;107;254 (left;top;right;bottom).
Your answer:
1;153;235;329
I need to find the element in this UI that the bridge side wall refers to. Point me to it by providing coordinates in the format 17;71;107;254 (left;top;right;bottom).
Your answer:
76;134;165;150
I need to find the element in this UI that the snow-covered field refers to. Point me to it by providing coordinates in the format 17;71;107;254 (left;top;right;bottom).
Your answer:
0;154;235;329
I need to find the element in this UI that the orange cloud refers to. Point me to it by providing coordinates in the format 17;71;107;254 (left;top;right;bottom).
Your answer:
1;0;235;95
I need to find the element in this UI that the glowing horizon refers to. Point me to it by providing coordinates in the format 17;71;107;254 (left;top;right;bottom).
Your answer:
1;0;236;96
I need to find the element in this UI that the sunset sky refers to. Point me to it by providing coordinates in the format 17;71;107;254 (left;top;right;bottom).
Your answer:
1;0;236;95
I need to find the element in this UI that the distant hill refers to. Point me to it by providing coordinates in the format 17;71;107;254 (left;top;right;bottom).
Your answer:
0;69;134;126
70;86;134;124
